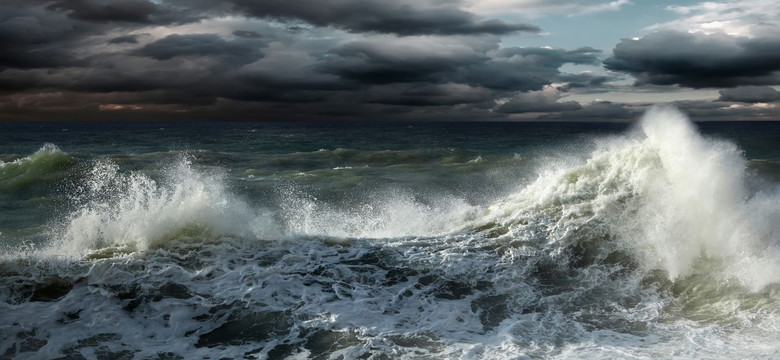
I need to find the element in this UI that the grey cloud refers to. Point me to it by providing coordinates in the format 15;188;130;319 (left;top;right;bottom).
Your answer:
238;49;354;91
605;30;780;88
233;30;263;38
226;0;539;35
540;101;638;121
672;100;780;120
557;72;612;90
496;90;581;114
45;0;212;25
0;6;91;69
719;86;780;103
365;83;494;106
320;37;602;92
109;34;141;44
1;28;601;119
459;47;601;91
574;101;636;118
0;45;258;95
47;0;159;23
321;37;489;84
0;62;198;93
0;1;624;121
496;46;601;65
133;34;264;63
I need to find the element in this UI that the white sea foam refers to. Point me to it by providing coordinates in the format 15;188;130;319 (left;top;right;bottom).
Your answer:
4;106;779;359
38;107;780;292
279;187;478;239
469;105;780;289
631;106;780;288
45;157;279;258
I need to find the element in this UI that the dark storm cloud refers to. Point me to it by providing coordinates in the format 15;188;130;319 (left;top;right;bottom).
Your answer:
320;36;490;84
108;34;141;44
557;72;612;90
133;34;264;63
605;30;780;88
538;99;780;122
672;99;780;120
0;30;606;120
226;0;539;36
496;90;581;114
461;47;602;91
540;101;638;121
0;44;81;70
0;61;201;94
365;83;494;106
0;1;211;70
320;37;602;93
47;0;159;23
4;0;691;121
718;86;780;103
496;46;602;65
43;0;216;25
233;30;263;38
0;5;91;69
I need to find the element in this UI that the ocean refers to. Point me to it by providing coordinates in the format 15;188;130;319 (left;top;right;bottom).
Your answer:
1;106;779;359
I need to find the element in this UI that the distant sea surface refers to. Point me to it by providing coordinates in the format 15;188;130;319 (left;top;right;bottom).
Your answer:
1;108;780;359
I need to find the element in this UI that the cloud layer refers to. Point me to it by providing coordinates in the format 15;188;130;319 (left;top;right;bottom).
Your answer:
605;30;780;88
0;0;778;121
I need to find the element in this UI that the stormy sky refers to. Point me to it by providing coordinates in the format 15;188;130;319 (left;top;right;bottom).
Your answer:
0;0;778;121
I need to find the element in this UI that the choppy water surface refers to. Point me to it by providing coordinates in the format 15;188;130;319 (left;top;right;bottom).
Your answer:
1;107;779;359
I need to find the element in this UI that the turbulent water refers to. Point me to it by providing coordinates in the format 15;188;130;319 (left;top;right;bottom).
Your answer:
1;107;779;359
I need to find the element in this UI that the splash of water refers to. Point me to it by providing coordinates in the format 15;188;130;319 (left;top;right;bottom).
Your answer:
477;105;780;289
24;106;780;291
2;107;779;359
46;158;278;258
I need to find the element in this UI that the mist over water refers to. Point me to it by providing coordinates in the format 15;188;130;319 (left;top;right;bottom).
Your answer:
1;107;779;359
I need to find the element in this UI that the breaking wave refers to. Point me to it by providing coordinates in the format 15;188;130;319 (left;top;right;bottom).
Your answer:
3;106;779;359
0;143;74;193
24;106;780;292
472;106;780;290
45;158;279;258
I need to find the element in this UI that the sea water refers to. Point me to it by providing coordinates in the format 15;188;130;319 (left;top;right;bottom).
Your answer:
1;106;779;359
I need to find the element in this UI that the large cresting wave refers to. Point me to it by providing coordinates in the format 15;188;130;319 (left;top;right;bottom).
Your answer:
32;106;780;292
473;105;780;290
3;106;780;359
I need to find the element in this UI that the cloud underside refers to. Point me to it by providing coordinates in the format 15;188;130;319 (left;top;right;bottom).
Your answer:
605;30;780;88
0;1;779;121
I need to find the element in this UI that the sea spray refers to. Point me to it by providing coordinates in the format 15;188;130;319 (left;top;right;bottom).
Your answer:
278;186;478;239
39;106;780;289
1;110;779;359
630;106;780;288
473;106;780;289
47;157;279;258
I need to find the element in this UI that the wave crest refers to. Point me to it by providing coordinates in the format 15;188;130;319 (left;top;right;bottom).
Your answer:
47;158;278;258
0;143;74;193
479;106;779;289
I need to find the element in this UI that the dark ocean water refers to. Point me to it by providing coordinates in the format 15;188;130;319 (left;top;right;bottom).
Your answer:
1;107;779;359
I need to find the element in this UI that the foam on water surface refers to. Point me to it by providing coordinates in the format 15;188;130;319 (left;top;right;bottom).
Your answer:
46;157;279;258
1;106;779;359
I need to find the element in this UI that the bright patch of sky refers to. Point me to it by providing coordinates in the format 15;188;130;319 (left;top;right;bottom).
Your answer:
495;0;767;104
